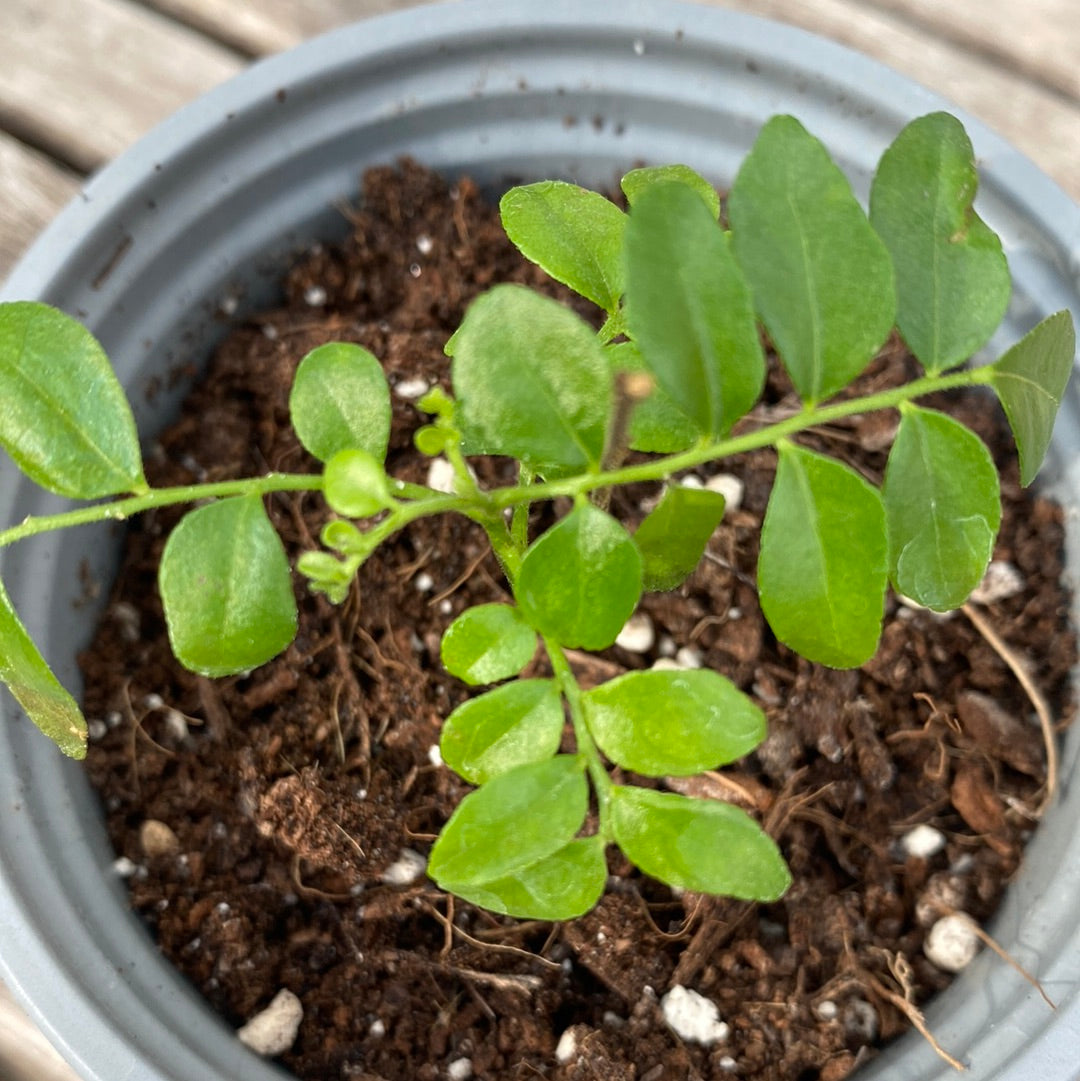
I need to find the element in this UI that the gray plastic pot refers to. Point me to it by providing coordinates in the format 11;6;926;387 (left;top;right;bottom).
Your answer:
1;2;1079;1079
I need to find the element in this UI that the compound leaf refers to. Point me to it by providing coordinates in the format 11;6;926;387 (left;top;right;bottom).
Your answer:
870;112;1010;373
428;754;588;889
444;836;607;921
986;310;1076;486
289;342;391;463
610;786;790;900
583;668;764;776
441;603;538;686
759;443;887;668
500;181;626;312
0;576;86;758
0;301;145;498
515;504;642;650
440;678;564;784
159;495;297;677
625;182;764;437
728;116;895;403
883;405;1000;610
448;286;612;472
634;483;726;591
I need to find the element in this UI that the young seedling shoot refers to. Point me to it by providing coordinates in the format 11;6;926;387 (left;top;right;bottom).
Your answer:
0;112;1074;920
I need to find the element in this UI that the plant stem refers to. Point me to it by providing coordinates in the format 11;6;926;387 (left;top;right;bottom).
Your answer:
544;635;613;838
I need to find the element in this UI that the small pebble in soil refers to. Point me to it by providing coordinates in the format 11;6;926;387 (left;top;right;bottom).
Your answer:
394;376;429;399
380;848;428;886
675;645;703;669
659;985;730;1046
139;819;180;858
900;823;948;860
677;474;704;489
111;856;138;878
237;988;303;1057
416;233;434;255
970;560;1024;605
87;718;108;741
718;1056;738;1072
414;572;435;593
555;1028;578;1064
302;284;327;307
369;1018;386;1038
924;913;980;972
162;708;190;742
447;1058;473;1081
427;457;457;494
428;743;443;767
843;998;879;1043
704;472;744;512
658;634;677;657
815;1000;838;1021
616;612;655;653
651;657;686;672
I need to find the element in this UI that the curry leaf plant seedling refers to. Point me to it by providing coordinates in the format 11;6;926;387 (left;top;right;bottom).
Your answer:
0;112;1074;920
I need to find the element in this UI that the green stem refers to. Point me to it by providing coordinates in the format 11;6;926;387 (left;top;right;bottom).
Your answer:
486;366;990;510
544;635;613;838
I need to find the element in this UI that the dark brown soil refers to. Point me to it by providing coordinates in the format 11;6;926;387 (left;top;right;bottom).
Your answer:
81;161;1075;1081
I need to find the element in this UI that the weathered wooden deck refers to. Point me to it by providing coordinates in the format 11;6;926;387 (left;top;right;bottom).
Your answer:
1;0;1079;1077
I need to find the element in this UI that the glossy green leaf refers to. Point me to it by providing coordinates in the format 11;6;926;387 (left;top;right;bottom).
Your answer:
323;448;394;518
500;181;626;312
440;678;564;784
634;484;726;591
870;112;1010;374
583;668;764;776
625;182;764;437
448;285;612;471
620;164;721;220
987;310;1076;486
0;576;86;758
428;754;588;888
0;301;145;498
515;504;643;650
883;405;1000;611
610;786;790;901
759;443;888;668
441;603;538;686
288;342;391;463
728;116;896;403
446;836;607;920
159;495;297;677
606;341;701;454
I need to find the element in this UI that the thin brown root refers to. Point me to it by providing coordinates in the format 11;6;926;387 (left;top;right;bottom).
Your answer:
946;910;1055;1010
428;543;495;607
424;899;562;970
962;602;1057;816
863;969;965;1072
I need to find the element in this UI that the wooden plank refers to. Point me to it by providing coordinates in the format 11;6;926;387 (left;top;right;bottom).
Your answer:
0;982;79;1081
0;134;82;283
709;0;1080;201
138;0;427;57
863;0;1080;102
0;0;242;173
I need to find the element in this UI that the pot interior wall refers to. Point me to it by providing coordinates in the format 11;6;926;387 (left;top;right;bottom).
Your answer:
1;4;1079;1080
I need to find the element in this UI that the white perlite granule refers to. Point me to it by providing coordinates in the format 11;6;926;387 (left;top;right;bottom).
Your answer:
380;848;428;886
900;823;947;860
925;913;979;972
555;1028;578;1064
615;612;655;653
237;989;303;1056
660;985;730;1046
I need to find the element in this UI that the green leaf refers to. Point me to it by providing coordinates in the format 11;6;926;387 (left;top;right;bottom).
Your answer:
610;786;790;901
448;285;613;471
728;116;896;403
634;484;726;591
515;504;642;650
441;603;538;686
288;342;391;463
0;301;145;498
625;182;765;437
159;494;297;677
870;113;1010;374
986;310;1076;486
440;678;564;784
583;669;764;776
0;576;86;758
606;341;701;454
445;836;606;920
499;181;626;312
620;164;721;220
323;448;394;518
759;442;888;668
428;754;588;888
883;405;1000;611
